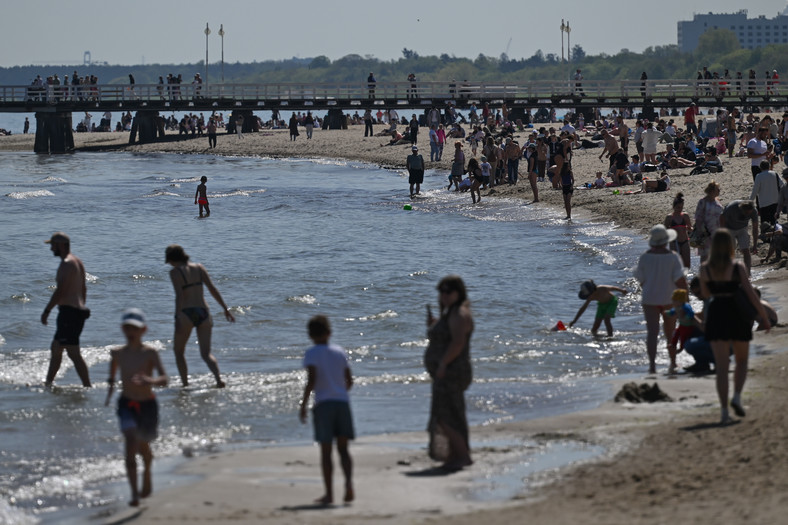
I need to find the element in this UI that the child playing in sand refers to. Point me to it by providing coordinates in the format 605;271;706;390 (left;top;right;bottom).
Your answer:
594;171;606;188
299;315;355;505
568;280;628;336
105;309;168;507
666;289;702;374
195;176;210;218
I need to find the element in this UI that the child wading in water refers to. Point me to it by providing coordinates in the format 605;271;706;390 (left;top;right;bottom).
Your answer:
105;309;168;507
195;176;210;217
568;280;628;336
299;315;355;505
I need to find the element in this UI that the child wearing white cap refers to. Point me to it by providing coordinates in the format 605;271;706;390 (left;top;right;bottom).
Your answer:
105;309;168;507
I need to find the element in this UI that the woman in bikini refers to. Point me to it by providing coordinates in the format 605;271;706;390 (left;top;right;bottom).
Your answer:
664;192;693;269
165;245;235;388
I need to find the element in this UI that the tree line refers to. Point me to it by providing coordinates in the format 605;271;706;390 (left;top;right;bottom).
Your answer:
1;29;786;87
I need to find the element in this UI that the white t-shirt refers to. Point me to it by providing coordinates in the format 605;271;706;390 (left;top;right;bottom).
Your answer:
747;138;768;167
303;343;350;404
634;251;685;305
641;129;660;153
751;170;784;207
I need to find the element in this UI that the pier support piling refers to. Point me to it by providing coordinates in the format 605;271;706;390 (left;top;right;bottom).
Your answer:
34;112;74;154
129;111;163;144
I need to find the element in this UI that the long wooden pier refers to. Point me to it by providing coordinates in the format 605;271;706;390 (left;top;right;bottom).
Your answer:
3;79;786;112
3;79;785;153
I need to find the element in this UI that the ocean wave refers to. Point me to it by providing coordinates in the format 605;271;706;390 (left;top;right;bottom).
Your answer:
38;176;67;183
11;293;31;303
143;189;180;198
170;176;201;183
85;273;99;283
131;274;157;281
345;310;398;322
5;190;55;199
287;294;317;305
211;189;267;198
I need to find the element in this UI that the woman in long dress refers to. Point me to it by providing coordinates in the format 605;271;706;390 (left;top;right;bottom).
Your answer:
165;245;235;388
699;229;770;424
424;275;473;471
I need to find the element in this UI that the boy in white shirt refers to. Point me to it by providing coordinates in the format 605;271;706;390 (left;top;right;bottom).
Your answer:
299;316;355;505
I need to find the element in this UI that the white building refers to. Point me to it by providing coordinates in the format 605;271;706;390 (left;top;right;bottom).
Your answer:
677;7;788;52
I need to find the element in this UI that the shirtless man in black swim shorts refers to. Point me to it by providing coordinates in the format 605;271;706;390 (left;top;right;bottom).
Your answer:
41;232;92;387
165;244;235;387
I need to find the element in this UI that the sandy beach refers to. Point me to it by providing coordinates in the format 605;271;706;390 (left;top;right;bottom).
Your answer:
4;123;787;525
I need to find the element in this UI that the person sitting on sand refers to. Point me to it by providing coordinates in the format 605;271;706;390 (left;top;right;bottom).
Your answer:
299;315;355;506
642;172;671;193
380;130;405;146
753;288;778;331
661;144;696;169
568;280;628;336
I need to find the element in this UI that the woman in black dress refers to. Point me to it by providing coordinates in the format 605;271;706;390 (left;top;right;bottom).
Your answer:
424;275;473;470
700;229;770;424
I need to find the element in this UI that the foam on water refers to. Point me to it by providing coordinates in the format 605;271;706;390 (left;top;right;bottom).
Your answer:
5;190;55;199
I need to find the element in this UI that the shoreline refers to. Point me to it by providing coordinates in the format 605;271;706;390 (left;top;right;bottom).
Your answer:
5;126;788;524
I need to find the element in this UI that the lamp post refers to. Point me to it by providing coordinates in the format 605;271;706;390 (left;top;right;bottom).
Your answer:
565;21;571;62
204;23;211;84
560;19;566;63
218;24;225;84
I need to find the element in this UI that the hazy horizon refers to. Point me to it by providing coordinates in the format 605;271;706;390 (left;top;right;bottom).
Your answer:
1;1;786;68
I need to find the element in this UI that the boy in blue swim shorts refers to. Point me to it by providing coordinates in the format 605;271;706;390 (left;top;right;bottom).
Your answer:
568;280;629;336
299;315;355;506
105;309;168;507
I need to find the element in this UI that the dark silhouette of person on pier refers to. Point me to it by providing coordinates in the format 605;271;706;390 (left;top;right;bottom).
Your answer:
367;72;376;99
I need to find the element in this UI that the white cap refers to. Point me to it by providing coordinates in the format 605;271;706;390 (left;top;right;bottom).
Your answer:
121;308;147;328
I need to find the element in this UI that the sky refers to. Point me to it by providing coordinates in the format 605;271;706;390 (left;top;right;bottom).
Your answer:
2;0;787;68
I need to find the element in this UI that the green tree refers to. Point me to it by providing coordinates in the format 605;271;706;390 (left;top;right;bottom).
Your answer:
309;56;331;69
696;29;740;59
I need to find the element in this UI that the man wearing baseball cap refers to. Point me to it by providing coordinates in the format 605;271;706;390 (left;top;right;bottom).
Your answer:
42;232;91;387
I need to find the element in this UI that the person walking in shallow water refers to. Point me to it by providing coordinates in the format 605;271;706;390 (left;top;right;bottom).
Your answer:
41;232;92;387
165;245;235;388
105;309;167;507
195;176;210;217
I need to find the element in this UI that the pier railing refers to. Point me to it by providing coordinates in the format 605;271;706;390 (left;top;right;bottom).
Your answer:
0;79;784;110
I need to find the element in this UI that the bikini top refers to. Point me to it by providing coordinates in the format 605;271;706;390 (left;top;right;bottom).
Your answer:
670;214;687;228
177;266;203;290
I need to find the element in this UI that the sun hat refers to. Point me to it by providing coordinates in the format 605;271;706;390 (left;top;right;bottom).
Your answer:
121;308;147;328
648;224;677;247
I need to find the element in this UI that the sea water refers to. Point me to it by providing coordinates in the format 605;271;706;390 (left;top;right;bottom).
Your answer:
0;150;656;523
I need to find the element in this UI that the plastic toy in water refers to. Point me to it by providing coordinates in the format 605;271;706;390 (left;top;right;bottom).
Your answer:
552;320;567;331
403;204;412;210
